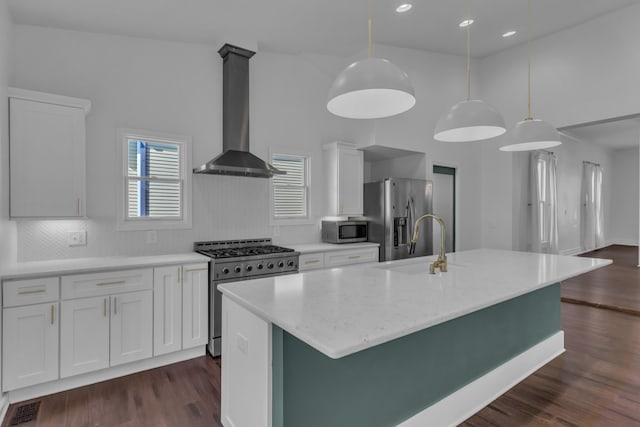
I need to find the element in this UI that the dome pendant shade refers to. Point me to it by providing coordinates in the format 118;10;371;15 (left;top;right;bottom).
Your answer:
499;119;561;152
327;57;416;119
434;100;507;142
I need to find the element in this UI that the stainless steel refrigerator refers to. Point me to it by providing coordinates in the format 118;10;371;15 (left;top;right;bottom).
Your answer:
364;178;433;262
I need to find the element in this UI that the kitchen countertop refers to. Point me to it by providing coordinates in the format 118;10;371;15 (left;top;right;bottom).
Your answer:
218;249;611;359
287;241;379;253
0;253;210;280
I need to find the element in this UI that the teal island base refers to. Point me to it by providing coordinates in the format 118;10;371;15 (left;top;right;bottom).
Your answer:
222;284;564;427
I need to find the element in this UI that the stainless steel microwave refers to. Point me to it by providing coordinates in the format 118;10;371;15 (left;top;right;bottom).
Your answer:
321;220;368;244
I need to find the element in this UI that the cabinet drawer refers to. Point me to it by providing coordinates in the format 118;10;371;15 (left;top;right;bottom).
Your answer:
61;269;153;299
299;253;325;271
3;277;60;307
324;248;379;268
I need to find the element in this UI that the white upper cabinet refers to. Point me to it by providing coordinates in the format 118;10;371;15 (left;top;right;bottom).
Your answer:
9;88;91;218
324;142;364;216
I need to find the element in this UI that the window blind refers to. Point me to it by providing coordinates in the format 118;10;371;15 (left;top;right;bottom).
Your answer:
272;155;307;218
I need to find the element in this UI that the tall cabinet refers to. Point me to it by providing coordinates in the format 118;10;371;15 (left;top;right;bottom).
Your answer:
324;142;364;216
9;88;91;218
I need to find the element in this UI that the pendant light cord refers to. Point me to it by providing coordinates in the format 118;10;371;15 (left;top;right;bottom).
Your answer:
368;0;373;58
526;0;532;120
466;0;471;101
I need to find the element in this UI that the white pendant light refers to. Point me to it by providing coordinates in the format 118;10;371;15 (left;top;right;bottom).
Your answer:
434;0;506;142
500;0;561;152
327;0;416;119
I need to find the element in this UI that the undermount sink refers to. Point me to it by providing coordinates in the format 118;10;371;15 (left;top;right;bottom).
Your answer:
378;260;466;275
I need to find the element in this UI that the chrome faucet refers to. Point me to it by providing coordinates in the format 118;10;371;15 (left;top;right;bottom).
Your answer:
409;214;447;274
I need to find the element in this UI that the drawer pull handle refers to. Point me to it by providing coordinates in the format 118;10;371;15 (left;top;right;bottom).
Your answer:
304;260;321;264
348;255;361;260
185;267;208;272
18;289;46;295
51;305;55;325
114;296;117;315
96;280;126;287
77;198;81;216
104;298;107;317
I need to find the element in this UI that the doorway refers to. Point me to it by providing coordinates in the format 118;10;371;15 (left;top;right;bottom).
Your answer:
432;165;455;253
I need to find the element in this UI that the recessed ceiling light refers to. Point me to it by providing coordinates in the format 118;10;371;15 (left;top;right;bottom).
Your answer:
502;30;517;38
396;3;413;13
459;19;474;28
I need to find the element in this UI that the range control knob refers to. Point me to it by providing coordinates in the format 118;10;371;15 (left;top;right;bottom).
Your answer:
278;261;285;268
245;265;253;272
222;267;230;274
287;260;295;267
234;265;242;273
257;263;264;270
267;262;274;269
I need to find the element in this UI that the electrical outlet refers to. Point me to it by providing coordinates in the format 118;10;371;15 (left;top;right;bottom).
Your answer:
67;231;87;246
236;333;249;355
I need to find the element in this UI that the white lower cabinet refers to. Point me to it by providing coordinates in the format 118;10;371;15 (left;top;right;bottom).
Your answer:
1;260;208;393
153;267;182;356
110;291;153;366
3;302;59;390
153;263;208;356
60;296;109;377
60;291;152;377
298;246;379;272
181;264;208;349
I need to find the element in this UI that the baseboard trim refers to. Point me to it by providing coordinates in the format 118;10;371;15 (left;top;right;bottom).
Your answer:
6;346;205;404
560;247;582;256
397;331;565;427
0;395;9;426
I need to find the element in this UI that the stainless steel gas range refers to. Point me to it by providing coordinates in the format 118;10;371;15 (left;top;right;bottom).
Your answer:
195;238;299;356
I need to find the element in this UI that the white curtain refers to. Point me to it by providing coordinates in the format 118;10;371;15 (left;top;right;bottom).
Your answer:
530;151;558;254
581;162;604;251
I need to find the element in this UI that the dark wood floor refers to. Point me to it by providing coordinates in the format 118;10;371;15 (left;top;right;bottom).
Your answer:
3;245;639;427
2;357;223;427
561;245;640;315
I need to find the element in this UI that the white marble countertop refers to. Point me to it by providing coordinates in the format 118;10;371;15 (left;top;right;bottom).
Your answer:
218;249;611;359
287;242;379;254
0;253;210;280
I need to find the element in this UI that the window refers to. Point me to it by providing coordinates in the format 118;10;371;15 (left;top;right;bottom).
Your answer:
117;129;191;230
270;153;309;222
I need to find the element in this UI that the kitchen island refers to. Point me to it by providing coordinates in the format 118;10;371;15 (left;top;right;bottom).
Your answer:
218;249;611;427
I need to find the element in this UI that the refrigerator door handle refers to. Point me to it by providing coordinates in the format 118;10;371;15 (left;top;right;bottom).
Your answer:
408;196;415;253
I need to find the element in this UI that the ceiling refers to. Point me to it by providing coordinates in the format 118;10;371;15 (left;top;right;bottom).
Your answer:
561;117;640;150
7;0;640;58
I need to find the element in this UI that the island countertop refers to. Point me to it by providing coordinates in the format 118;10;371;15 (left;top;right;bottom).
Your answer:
218;249;611;359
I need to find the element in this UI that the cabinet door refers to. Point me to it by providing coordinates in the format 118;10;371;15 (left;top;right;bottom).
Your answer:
182;264;209;349
110;290;153;366
60;296;110;378
153;266;182;356
324;247;379;268
2;303;59;390
10;98;85;218
337;146;363;216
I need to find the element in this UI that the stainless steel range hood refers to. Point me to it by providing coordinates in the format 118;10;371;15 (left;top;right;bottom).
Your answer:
193;44;284;178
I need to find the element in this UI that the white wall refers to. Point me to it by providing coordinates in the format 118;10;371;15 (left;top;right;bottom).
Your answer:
479;3;640;251
353;44;485;251
610;146;639;246
11;26;489;261
12;25;360;261
510;135;615;255
0;0;16;266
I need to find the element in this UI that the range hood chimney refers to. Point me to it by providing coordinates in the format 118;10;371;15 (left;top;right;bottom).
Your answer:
193;44;284;178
